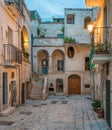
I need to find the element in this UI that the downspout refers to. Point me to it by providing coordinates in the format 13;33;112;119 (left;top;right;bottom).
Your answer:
31;34;34;72
17;18;21;106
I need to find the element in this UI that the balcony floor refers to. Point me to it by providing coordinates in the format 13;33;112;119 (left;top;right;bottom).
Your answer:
91;54;111;64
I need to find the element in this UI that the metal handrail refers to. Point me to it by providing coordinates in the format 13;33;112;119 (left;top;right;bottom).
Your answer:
4;44;22;64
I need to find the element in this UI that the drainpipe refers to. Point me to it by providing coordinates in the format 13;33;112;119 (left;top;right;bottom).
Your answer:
31;34;34;72
17;18;21;106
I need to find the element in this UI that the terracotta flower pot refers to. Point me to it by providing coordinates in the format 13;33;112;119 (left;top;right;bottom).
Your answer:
97;108;104;118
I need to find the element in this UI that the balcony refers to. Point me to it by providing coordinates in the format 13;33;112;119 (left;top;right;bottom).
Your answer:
86;0;105;7
4;44;22;65
5;0;24;17
90;43;111;64
90;27;112;65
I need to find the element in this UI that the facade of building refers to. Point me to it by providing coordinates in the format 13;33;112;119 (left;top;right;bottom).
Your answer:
31;8;93;96
86;0;112;128
0;0;31;113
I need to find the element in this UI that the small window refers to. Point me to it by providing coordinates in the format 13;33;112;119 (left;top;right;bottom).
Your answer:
85;84;90;88
85;57;89;71
42;59;48;66
57;60;64;71
68;47;74;58
11;72;14;78
49;88;54;91
67;14;74;24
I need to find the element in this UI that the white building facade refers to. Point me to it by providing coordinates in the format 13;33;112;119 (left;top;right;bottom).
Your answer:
0;0;31;113
31;8;93;96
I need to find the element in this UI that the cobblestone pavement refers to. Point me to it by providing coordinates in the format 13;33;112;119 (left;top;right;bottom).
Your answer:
0;95;110;130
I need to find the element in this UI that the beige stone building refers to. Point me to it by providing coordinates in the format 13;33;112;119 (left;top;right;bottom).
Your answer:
0;0;31;114
31;8;93;97
86;0;112;128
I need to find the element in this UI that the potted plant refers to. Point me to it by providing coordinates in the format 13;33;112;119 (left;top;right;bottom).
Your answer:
95;41;111;54
92;100;101;112
97;108;104;118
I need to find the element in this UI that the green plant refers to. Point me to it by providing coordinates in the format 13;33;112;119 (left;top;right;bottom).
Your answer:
95;41;111;52
61;26;64;34
92;100;101;111
37;27;40;36
64;37;76;43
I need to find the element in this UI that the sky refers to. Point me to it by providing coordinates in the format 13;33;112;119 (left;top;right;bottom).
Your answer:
25;0;86;19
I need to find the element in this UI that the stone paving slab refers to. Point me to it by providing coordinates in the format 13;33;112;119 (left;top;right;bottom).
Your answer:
0;95;110;130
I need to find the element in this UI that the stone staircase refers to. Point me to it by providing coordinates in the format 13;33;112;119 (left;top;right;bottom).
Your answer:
30;72;44;100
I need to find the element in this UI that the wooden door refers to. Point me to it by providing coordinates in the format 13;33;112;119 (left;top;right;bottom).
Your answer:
3;73;8;105
68;75;81;95
21;83;25;104
106;80;110;127
11;81;16;106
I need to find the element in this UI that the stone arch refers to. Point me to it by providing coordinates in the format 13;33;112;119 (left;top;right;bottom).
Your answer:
37;50;49;74
56;78;63;93
84;17;91;29
21;26;29;54
68;74;81;95
52;49;65;73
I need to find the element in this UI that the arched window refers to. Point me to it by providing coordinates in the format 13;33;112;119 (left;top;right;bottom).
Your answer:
68;47;74;58
84;17;91;29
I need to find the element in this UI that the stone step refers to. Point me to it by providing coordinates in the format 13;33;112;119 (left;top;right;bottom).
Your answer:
0;107;15;117
30;77;44;100
33;85;42;89
30;96;42;100
32;83;44;86
31;87;42;90
30;95;42;100
31;90;42;93
31;92;42;95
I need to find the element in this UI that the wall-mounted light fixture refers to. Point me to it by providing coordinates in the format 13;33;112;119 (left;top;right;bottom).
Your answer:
87;23;94;34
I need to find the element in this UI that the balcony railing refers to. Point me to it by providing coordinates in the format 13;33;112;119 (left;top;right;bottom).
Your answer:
4;44;22;64
89;27;112;65
5;0;23;15
92;27;112;54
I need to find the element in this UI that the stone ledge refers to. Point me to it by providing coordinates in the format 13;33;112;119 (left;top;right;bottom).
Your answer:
0;107;15;117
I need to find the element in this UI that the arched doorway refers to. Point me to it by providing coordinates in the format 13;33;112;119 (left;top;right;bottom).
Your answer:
52;49;64;73
38;50;49;74
21;26;29;59
68;74;81;95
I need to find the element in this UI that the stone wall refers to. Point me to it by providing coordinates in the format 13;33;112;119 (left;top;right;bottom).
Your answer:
64;8;93;44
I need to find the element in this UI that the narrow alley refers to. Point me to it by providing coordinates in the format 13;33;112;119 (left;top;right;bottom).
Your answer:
0;96;109;130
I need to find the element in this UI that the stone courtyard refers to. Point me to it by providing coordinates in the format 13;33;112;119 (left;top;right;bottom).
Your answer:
0;96;110;130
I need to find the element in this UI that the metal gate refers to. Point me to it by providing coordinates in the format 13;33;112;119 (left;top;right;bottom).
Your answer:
21;83;25;104
106;80;110;127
